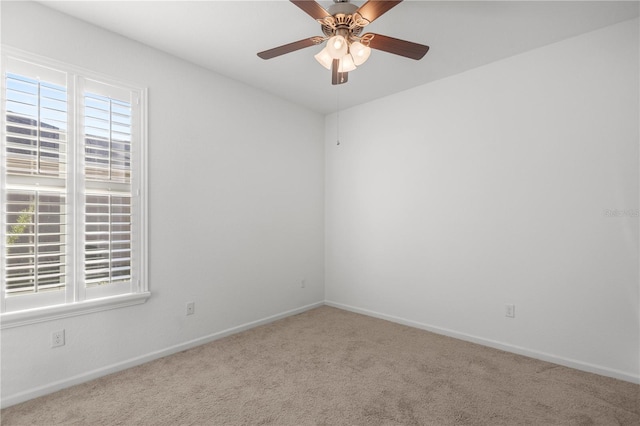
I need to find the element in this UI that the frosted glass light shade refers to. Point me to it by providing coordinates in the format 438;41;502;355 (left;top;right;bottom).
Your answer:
326;35;348;59
350;41;371;66
338;54;357;72
314;47;333;70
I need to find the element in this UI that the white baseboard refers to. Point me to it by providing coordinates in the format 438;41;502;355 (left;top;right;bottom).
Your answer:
324;300;640;385
4;299;636;409
1;301;324;409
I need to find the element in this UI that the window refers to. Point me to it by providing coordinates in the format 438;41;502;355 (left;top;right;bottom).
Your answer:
1;49;148;328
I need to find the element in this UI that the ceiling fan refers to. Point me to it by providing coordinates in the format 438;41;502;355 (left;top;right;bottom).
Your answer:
257;0;429;85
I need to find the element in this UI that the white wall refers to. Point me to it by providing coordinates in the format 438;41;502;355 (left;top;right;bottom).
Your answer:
326;18;639;382
1;1;325;406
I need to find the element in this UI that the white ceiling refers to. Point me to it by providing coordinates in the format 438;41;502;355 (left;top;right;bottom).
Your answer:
39;1;639;114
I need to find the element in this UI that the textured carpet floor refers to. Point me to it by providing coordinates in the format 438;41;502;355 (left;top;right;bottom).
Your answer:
2;306;639;425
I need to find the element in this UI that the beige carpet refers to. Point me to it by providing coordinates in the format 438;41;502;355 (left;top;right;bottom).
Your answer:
2;306;639;425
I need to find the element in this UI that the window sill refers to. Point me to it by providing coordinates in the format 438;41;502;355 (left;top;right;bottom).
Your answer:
0;292;151;329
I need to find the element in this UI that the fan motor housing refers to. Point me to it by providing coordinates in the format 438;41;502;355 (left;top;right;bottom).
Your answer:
328;1;358;15
322;16;364;37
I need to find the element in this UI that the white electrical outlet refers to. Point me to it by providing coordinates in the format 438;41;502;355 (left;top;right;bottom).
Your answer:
52;330;65;348
301;279;306;288
505;304;515;318
186;302;195;316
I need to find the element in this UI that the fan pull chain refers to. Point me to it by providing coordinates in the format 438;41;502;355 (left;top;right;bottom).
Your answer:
336;85;340;146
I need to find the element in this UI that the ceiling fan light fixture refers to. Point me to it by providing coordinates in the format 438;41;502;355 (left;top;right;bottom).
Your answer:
326;35;348;59
338;54;357;72
350;41;371;66
257;0;430;85
314;47;333;70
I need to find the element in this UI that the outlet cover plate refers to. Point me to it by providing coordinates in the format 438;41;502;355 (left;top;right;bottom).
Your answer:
505;304;515;318
52;330;65;348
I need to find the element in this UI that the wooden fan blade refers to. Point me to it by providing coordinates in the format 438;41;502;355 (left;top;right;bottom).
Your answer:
257;37;322;60
365;33;429;60
290;0;331;21
331;59;348;85
355;1;402;25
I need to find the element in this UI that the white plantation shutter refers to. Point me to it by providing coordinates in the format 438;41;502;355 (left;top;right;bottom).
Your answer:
85;194;131;287
3;61;69;311
84;93;132;182
5;191;67;295
5;73;67;177
80;79;137;300
1;50;148;320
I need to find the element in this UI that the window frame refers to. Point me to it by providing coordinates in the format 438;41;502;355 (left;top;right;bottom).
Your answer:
0;47;149;329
